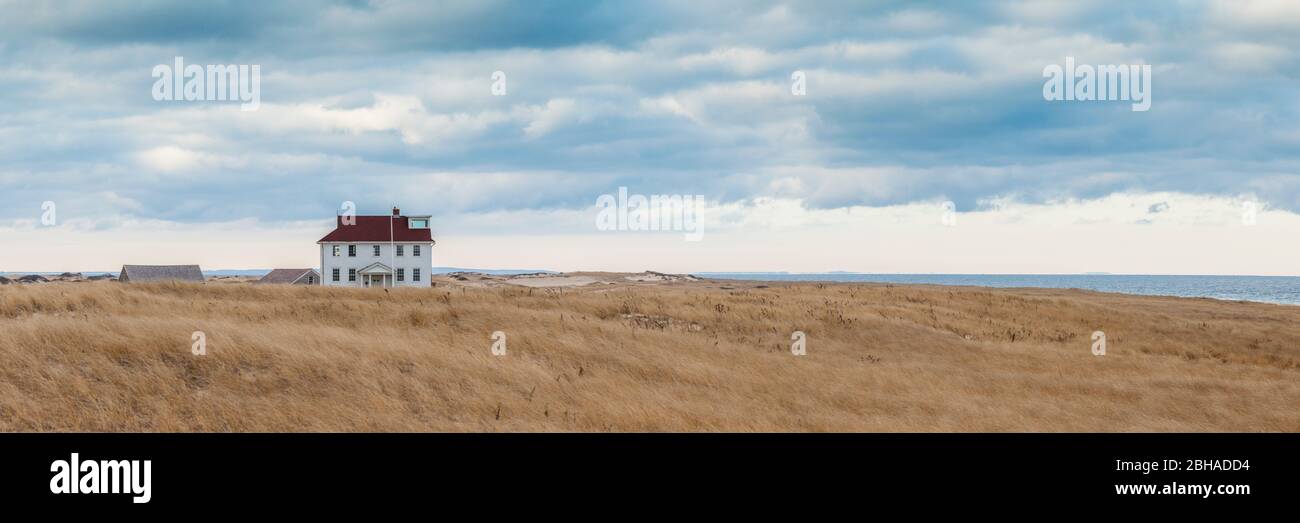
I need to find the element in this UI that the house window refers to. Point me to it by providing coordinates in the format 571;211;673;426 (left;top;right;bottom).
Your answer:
332;269;340;282
373;245;381;257
413;245;421;257
332;245;340;256
348;269;356;282
397;268;405;282
410;218;429;228
348;245;356;257
396;245;404;256
413;268;420;282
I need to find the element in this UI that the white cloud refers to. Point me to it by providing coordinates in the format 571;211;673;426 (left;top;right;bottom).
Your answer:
134;146;199;172
522;98;580;139
639;95;700;123
1208;42;1288;73
8;192;1295;275
677;47;776;75
132;145;246;173
884;9;950;32
1210;0;1300;30
999;0;1094;23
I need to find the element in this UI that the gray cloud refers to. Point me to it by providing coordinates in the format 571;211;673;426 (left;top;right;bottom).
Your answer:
1;0;1298;227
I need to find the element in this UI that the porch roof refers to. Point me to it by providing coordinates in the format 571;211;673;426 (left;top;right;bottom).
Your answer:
358;262;393;275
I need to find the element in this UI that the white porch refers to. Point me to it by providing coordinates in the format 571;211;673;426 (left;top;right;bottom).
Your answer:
358;262;394;288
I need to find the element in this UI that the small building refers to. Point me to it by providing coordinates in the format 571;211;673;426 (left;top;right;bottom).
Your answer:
318;207;434;288
118;265;205;283
256;268;321;285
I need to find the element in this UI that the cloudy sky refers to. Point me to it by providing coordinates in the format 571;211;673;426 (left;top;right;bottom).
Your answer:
1;0;1298;274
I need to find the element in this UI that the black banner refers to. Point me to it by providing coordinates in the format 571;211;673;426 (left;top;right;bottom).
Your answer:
2;434;1292;513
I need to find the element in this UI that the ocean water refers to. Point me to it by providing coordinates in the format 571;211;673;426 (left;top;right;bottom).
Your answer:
696;273;1300;306
7;270;1299;306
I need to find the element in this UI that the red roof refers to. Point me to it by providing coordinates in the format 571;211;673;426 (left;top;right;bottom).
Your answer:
318;216;433;243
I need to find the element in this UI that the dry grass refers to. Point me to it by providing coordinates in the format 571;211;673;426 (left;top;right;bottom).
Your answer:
2;279;1298;432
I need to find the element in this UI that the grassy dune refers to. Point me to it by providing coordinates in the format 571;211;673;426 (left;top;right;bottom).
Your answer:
1;279;1298;432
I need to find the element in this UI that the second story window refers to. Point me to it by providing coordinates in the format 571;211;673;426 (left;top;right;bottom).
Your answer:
413;245;421;257
332;245;340;256
373;245;381;257
348;245;356;257
396;245;404;256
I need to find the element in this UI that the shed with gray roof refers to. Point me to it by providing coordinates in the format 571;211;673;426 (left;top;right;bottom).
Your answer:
256;268;320;285
118;265;205;283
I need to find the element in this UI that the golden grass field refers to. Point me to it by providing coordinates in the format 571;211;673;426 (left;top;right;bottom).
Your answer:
2;277;1298;432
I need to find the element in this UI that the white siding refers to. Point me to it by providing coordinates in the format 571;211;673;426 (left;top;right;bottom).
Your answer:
320;242;433;288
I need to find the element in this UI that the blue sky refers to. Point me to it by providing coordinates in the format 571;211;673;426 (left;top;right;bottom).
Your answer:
2;0;1298;273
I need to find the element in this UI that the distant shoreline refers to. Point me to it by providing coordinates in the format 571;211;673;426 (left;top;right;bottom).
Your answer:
5;270;1300;306
698;273;1300;306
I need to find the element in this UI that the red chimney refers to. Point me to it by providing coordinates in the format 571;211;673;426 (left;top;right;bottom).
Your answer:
392;206;401;217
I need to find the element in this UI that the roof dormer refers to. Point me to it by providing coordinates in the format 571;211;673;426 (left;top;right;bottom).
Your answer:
408;215;431;229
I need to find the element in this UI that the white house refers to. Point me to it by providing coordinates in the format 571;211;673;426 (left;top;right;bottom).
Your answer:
318;207;434;288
